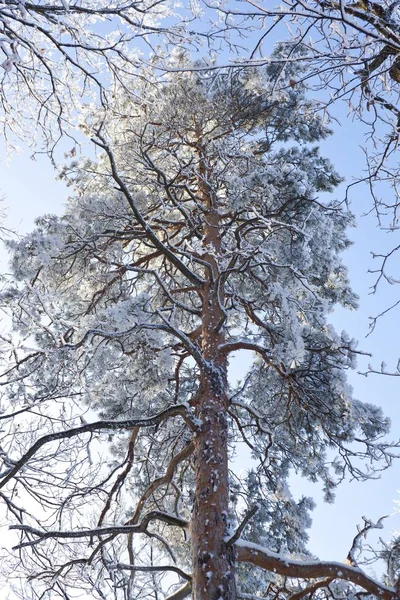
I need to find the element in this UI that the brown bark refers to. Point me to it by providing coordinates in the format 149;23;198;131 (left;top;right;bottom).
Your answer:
236;542;394;600
191;374;236;600
190;141;237;599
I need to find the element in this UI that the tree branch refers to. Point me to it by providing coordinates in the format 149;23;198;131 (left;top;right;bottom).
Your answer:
226;505;259;547
165;581;192;600
11;510;189;550
109;563;191;581
129;442;195;526
288;578;334;600
0;405;197;489
92;132;204;287
235;539;395;600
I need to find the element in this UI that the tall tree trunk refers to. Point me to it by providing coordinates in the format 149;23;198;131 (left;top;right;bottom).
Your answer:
191;373;236;599
191;143;237;599
191;284;236;600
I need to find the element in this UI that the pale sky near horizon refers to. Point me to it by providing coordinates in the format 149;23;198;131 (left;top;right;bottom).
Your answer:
1;103;400;585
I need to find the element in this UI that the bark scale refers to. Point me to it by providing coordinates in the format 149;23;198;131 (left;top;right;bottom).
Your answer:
190;141;237;600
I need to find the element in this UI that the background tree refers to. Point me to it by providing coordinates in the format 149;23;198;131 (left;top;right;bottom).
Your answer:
0;0;216;154
0;54;397;600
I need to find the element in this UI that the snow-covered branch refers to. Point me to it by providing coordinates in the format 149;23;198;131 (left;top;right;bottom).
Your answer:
92;133;204;287
235;539;395;600
109;563;191;581
0;405;197;489
129;442;194;526
11;510;189;550
165;582;192;600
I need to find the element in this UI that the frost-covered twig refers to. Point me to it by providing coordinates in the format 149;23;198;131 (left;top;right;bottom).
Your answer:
346;516;387;568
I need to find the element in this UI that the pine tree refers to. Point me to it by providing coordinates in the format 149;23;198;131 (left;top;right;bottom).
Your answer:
0;54;394;600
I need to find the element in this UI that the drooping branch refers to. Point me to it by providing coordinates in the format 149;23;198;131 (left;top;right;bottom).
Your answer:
108;563;191;581
0;404;198;490
11;510;189;550
59;319;206;368
219;340;286;377
235;539;395;600
165;581;192;600
288;578;335;600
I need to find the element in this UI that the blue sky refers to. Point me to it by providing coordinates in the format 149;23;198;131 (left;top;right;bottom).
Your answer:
297;113;400;565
